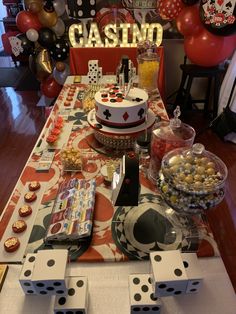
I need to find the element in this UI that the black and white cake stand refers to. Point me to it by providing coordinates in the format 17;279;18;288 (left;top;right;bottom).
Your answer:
87;108;156;149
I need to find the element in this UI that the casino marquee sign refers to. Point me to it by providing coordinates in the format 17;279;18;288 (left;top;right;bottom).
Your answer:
69;22;163;48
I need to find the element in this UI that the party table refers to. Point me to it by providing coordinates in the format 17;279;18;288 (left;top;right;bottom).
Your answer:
1;76;235;312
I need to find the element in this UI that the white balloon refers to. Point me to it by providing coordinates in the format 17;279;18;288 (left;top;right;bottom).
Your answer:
53;0;66;17
51;18;65;37
53;63;70;85
26;28;39;42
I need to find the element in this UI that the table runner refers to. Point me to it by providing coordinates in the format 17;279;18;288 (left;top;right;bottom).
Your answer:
0;83;219;263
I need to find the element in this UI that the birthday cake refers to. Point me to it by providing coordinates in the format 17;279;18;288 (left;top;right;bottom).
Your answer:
94;85;148;129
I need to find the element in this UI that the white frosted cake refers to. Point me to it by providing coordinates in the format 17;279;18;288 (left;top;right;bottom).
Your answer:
94;85;148;128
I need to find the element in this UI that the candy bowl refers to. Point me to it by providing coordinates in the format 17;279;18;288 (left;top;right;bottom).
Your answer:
158;143;228;214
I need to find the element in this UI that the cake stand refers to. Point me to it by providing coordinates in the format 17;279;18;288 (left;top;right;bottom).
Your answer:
87;109;156;149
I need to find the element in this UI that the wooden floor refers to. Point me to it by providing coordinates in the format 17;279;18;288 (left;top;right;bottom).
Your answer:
0;61;235;292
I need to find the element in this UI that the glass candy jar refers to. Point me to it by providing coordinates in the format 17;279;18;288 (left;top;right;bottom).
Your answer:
158;143;228;214
148;107;196;183
137;50;160;94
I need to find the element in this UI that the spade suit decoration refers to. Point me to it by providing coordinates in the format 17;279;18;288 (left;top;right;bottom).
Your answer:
200;0;236;36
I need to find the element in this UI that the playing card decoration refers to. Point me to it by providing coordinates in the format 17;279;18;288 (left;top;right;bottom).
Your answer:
66;0;97;19
158;0;184;20
15;33;35;56
9;36;23;56
200;0;236;36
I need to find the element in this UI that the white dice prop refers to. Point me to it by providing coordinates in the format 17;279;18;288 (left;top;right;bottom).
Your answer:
19;253;37;295
181;253;203;293
87;71;98;84
98;67;103;80
31;249;68;296
54;276;88;314
150;250;188;297
129;274;162;314
88;60;98;72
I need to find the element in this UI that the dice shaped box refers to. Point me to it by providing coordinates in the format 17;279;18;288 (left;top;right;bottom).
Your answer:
87;71;98;84
181;253;203;293
54;276;88;314
31;249;68;296
129;274;162;314
150;250;188;297
19;253;37;295
88;60;98;72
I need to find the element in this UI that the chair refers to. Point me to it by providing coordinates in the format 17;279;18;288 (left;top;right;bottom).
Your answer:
69;47;165;101
174;56;226;118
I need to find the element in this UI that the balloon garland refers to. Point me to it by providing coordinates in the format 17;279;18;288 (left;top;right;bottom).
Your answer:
12;0;71;98
159;0;236;66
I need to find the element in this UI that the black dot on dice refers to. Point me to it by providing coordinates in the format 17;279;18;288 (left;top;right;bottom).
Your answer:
141;285;149;292
133;307;141;312
40;291;47;295
183;261;189;268
134;293;142;301
174;291;182;295
133;277;140;285
167;287;174;292
192;281;200;285
46;287;54;291
58;297;66;305
76;280;84;287
158;283;166;289
143;307;150;311
47;259;55;267
24;282;31;286
24;270;31;277
148;277;152;284
54;282;62;286
190;288;197;292
36;283;45;287
75;311;84;314
150;293;157;301
56;290;65;294
154;255;162;262
68;288;75;296
27;290;34;294
66;311;73;314
28;256;35;263
174;268;183;276
153;307;160;311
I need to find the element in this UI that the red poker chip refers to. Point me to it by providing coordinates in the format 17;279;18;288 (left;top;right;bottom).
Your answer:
116;98;123;102
102;98;109;102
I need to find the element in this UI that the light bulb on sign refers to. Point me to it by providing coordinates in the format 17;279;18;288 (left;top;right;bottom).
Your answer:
85;23;104;47
69;24;84;47
120;23;131;47
147;23;163;47
130;23;149;47
104;24;118;47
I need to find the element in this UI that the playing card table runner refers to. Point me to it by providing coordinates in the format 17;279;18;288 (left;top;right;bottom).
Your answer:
0;82;219;263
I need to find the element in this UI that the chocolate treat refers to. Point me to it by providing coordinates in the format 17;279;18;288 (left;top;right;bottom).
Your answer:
12;220;27;233
28;181;41;191
18;205;32;217
4;237;20;253
24;192;37;203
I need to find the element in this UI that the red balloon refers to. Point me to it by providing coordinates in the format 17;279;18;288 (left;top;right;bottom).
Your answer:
158;0;184;21
16;11;42;33
184;30;236;67
176;5;204;37
40;76;62;98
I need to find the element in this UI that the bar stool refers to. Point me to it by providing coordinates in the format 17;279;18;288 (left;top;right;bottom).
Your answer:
174;57;226;118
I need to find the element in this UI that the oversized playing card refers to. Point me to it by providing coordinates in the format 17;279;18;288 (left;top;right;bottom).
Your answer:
9;36;23;57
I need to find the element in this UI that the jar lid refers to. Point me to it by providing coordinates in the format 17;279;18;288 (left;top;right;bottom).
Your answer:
161;143;228;194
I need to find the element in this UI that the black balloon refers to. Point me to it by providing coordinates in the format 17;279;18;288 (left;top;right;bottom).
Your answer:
49;38;69;61
182;0;199;5
199;0;236;36
38;28;57;48
16;33;35;56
